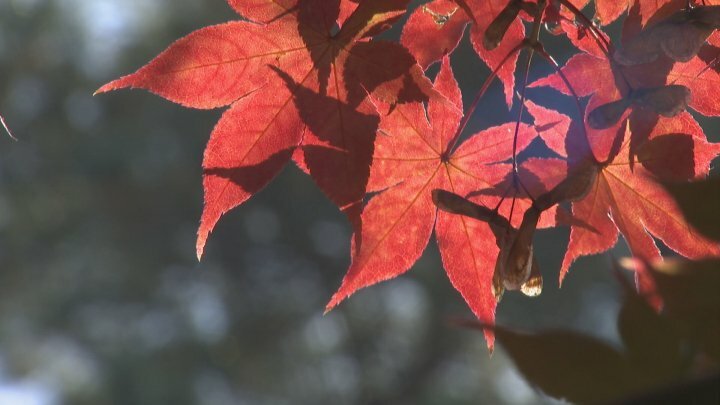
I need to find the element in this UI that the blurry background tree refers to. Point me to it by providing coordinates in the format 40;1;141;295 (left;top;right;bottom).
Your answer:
0;1;716;404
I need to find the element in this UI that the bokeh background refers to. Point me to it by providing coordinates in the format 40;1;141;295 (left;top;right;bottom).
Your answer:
0;1;661;404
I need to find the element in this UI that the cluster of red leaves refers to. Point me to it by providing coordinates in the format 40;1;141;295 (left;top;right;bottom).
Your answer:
97;0;720;350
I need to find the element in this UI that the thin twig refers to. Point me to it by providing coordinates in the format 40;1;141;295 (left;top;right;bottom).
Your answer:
533;44;600;165
445;43;524;155
558;0;611;54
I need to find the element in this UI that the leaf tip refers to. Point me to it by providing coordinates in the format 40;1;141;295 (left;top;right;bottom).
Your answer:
324;294;343;315
448;317;496;353
558;261;571;287
95;75;135;96
195;242;205;262
94;81;118;96
325;279;356;313
196;200;227;262
196;226;210;262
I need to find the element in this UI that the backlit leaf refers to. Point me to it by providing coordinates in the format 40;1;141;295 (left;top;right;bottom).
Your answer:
98;0;435;256
327;58;538;349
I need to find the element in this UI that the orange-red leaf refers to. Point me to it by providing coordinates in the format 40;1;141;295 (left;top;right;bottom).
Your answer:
401;0;471;69
95;21;306;109
327;58;538;349
467;0;525;107
273;67;380;226
338;0;411;40
530;53;616;98
561;113;720;284
401;0;524;106
197;85;303;258
226;0;298;23
666;41;720;116
525;99;571;158
595;0;630;25
98;0;434;256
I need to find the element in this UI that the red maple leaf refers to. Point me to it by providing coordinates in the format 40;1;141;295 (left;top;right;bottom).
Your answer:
627;0;720;27
584;0;687;26
324;57;551;349
401;0;525;107
95;0;435;258
541;0;613;58
594;0;630;25
559;18;608;57
401;0;472;70
93;0;720;338
664;35;720;116
564;113;720;293
530;38;718;160
530;53;615;98
527;5;720;295
525;99;720;291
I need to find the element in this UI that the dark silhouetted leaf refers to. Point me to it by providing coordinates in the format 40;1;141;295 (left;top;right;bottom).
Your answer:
663;177;720;241
615;270;683;378
648;259;720;360
492;327;638;404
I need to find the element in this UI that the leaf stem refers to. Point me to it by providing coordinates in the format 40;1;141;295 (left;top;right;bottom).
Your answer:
445;43;524;155
512;50;533;174
557;0;611;55
690;52;720;84
557;0;634;97
533;43;599;165
511;0;545;176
